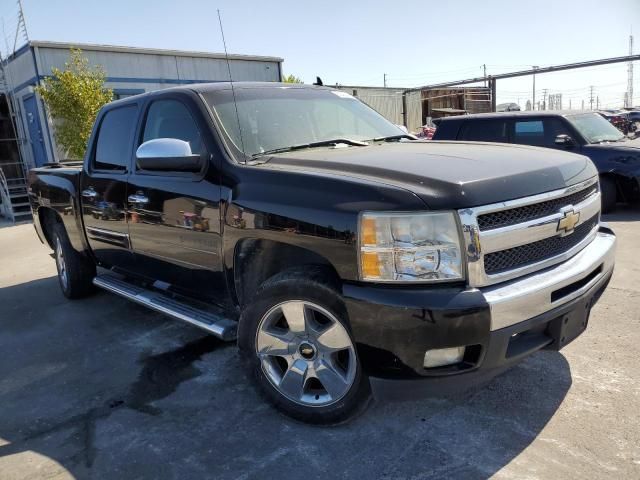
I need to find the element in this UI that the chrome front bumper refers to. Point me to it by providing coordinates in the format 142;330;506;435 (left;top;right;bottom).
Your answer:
481;228;616;331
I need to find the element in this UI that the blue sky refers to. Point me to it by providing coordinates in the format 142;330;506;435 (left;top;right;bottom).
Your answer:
3;0;640;108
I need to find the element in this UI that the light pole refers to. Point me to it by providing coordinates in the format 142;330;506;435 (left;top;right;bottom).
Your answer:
532;66;539;111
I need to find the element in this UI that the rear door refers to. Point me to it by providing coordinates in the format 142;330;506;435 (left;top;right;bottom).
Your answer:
80;103;138;268
126;93;226;306
457;119;510;143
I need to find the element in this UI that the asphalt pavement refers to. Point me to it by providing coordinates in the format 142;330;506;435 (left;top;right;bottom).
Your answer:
0;211;639;479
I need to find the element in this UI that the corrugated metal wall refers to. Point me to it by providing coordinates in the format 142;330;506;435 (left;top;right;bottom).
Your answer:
36;47;282;86
404;91;422;132
350;87;405;125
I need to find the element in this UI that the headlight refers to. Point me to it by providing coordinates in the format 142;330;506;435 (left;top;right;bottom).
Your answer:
358;211;464;282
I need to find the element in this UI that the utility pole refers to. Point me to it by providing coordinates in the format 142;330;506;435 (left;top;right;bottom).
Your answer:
383;73;387;88
483;64;487;87
542;88;548;110
581;99;584;110
626;34;634;107
589;86;595;110
596;96;599;109
569;99;572;110
532;66;538;110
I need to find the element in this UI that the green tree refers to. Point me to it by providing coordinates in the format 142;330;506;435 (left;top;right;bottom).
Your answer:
283;74;303;84
35;49;113;160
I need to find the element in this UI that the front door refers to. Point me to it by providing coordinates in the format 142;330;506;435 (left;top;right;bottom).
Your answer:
23;95;47;167
80;103;139;269
126;95;226;306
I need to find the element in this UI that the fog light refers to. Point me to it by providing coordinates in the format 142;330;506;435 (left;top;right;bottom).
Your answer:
423;347;466;368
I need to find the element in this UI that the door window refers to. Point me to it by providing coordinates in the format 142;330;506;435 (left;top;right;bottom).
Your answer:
93;105;138;170
459;120;508;142
141;99;205;156
513;120;544;146
513;118;572;148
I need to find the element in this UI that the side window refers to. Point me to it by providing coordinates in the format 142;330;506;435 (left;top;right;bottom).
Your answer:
543;118;572;148
513;120;544;146
141;99;205;156
93;105;138;171
459;120;508;142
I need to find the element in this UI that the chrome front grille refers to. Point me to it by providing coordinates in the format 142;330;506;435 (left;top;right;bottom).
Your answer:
477;183;598;231
458;177;601;287
484;214;599;274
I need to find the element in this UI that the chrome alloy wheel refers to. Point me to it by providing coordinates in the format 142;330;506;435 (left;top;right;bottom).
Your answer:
55;236;68;290
256;300;357;407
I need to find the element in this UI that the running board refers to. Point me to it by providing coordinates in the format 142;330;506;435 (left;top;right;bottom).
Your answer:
93;274;237;341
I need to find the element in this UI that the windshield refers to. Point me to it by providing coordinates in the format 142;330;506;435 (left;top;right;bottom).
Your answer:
203;87;403;158
567;112;626;143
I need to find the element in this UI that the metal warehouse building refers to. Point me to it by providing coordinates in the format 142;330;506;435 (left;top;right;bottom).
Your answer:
0;41;282;222
2;40;283;168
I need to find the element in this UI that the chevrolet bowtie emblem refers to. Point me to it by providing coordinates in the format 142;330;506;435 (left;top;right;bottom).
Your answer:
557;208;580;235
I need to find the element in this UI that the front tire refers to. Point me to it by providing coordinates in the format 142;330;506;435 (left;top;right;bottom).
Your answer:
238;269;371;425
52;223;96;299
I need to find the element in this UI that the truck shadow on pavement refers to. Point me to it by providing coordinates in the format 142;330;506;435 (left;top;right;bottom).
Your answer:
0;275;572;479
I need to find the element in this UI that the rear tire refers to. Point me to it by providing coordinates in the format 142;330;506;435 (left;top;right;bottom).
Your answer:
238;269;371;425
600;176;617;214
52;223;96;299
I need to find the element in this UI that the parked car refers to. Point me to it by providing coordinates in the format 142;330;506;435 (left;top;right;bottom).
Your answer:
433;110;640;212
624;109;640;127
28;84;615;424
415;124;437;139
597;110;636;135
497;102;521;112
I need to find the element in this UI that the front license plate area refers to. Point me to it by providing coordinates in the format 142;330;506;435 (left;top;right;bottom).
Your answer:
545;296;591;351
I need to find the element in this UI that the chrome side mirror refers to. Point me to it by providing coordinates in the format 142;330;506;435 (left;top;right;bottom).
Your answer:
554;134;575;148
136;138;203;172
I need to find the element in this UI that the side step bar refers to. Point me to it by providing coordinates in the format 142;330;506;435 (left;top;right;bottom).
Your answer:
93;274;237;341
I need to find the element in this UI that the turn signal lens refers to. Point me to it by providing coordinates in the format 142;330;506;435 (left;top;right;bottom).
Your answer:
361;217;378;246
361;251;381;278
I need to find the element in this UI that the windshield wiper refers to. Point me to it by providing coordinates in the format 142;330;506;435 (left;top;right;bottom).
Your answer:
593;137;626;144
371;134;417;142
252;138;368;158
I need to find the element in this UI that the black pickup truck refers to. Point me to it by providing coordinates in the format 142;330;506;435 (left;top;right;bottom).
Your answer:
433;111;640;212
28;83;616;424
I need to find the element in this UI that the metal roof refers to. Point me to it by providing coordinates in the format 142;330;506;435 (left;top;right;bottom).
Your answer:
26;40;284;63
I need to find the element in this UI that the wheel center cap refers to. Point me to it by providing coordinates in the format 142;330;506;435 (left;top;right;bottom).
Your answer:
299;342;316;360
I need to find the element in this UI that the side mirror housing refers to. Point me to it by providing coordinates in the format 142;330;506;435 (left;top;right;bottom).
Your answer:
136;138;203;172
555;134;575;148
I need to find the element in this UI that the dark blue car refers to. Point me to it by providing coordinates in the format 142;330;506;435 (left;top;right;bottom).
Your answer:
433;111;640;212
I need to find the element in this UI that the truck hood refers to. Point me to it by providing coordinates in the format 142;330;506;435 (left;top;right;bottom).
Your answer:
585;136;640;152
259;141;597;209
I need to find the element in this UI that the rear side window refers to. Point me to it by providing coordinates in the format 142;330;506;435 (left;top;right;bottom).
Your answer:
93;105;138;170
459;120;508;142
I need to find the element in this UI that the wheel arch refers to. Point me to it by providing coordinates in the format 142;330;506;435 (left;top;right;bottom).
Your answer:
231;238;342;309
37;206;63;249
601;171;640;204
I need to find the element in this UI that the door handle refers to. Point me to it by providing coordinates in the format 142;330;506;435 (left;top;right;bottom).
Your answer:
128;191;149;204
81;188;97;198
